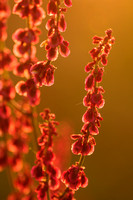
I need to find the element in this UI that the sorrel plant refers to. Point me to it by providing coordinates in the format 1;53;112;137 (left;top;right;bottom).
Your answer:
0;0;115;199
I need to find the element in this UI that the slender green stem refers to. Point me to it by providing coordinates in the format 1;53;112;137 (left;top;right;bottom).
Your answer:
31;107;40;150
78;155;85;167
6;166;14;192
46;174;50;200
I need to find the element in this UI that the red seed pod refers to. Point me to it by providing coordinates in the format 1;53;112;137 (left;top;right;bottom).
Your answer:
64;0;72;7
104;44;111;54
71;137;83;155
58;14;67;32
92;36;103;44
95;67;104;83
81;122;90;134
71;134;82;140
83;92;91;107
101;53;108;66
91;92;103;106
46;47;58;61
48;33;63;48
82;108;95;123
31;164;44;180
89;47;101;59
49;176;60;190
46;17;55;30
13;1;30;18
36;183;47;200
30;5;45;26
59;41;70;57
43;148;54;165
81;139;94;156
15;81;27;96
47;0;57;15
80;172;88;188
89;124;99;135
85;74;94;91
85;61;95;72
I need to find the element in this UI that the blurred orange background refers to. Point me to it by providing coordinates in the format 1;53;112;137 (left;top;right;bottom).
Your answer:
0;0;133;199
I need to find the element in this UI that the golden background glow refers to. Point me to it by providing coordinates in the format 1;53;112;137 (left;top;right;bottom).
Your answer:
0;0;133;199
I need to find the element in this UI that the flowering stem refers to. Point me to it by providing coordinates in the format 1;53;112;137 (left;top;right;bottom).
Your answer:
78;155;85;167
6;166;14;192
46;174;50;200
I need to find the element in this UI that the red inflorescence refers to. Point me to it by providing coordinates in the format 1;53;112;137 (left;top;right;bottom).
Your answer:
13;0;45;26
82;29;114;135
12;0;45;106
12;27;40;59
30;61;55;87
0;0;10;41
31;109;61;199
0;0;115;198
45;0;70;61
0;49;17;74
57;29;115;199
15;78;40;106
31;0;72;88
62;164;88;191
71;29;115;159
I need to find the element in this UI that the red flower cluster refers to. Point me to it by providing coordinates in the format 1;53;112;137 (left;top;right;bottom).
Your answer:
30;61;55;87
0;81;34;196
12;28;40;59
71;29;115;158
15;79;40;106
8;165;36;200
62;164;88;191
43;0;71;61
71;134;96;156
0;0;10;41
14;165;33;194
12;0;45;106
0;80;15;152
31;109;61;200
30;0;72;87
12;0;44;60
0;0;115;199
82;29;114;131
0;2;37;198
0;49;17;74
7;105;32;170
13;0;45;26
55;30;115;199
